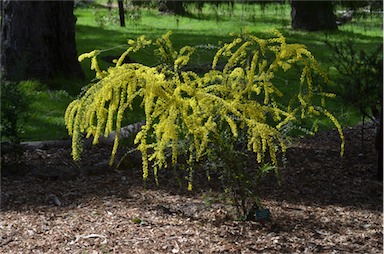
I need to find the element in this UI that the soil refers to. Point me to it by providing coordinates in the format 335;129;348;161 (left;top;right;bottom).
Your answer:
1;123;382;253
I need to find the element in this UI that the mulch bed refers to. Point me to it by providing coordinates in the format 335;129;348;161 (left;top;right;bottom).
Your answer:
1;123;382;253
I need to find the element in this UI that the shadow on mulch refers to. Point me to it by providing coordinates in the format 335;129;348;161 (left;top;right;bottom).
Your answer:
1;124;382;213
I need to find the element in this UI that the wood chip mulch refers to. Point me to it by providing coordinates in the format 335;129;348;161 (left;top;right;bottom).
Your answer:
1;123;382;253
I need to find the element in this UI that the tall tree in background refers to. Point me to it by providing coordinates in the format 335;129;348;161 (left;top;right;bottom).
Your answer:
159;0;186;15
0;0;84;81
290;0;337;31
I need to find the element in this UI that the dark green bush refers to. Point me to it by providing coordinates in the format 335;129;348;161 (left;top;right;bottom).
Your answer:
327;40;383;121
0;81;30;143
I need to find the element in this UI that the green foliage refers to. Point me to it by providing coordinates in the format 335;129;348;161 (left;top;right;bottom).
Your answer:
327;40;383;121
205;128;279;218
91;2;142;28
125;4;142;26
0;81;30;142
66;30;344;216
93;7;120;27
17;80;74;141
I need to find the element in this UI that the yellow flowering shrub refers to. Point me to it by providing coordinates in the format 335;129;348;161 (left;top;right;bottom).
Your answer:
65;30;344;217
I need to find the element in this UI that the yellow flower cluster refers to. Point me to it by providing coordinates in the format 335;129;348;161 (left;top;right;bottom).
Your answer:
65;30;344;185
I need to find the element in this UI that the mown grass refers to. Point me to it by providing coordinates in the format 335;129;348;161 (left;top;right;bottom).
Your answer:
13;81;73;141
13;2;382;141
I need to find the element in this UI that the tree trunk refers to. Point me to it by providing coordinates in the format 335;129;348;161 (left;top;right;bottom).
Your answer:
158;0;186;15
117;0;125;27
0;0;84;81
290;0;337;31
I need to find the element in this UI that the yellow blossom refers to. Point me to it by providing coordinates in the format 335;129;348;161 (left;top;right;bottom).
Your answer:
65;30;344;190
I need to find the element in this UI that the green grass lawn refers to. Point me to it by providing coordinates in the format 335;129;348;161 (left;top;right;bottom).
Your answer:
20;81;74;141
12;2;382;142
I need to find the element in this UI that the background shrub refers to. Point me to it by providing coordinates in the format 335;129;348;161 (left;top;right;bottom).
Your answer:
0;81;30;143
327;40;383;122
